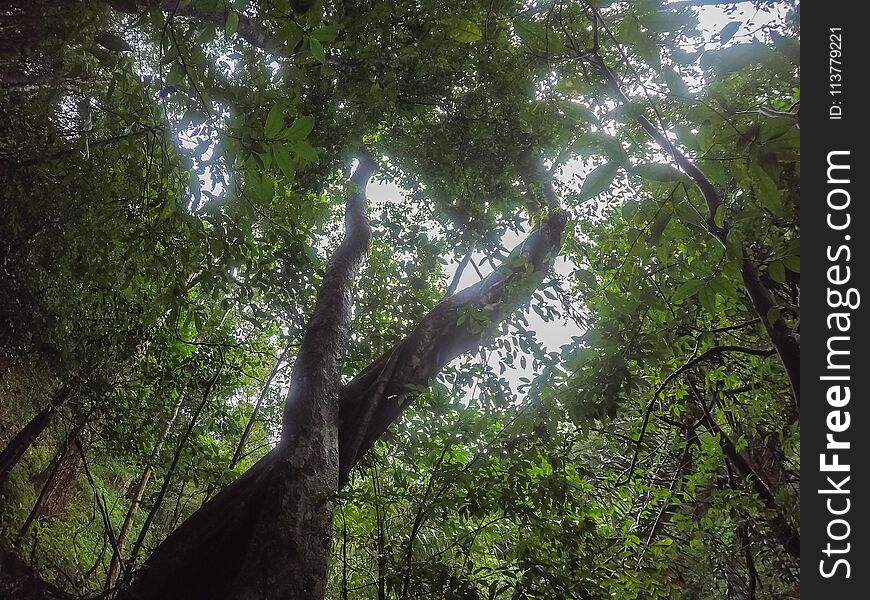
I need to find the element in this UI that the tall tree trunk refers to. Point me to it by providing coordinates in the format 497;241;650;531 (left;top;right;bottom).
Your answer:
118;160;566;600
0;385;71;489
119;152;380;600
227;152;380;599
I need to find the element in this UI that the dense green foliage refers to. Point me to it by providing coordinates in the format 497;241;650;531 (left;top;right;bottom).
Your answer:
1;0;799;598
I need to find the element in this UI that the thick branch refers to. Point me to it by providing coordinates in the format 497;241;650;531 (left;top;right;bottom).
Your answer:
154;1;275;51
337;209;568;484
600;66;723;237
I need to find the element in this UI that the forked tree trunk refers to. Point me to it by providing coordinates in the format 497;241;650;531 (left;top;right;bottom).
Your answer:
118;158;566;600
119;153;380;600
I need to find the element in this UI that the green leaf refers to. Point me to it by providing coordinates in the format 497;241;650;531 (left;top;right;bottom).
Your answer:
781;254;800;273
225;11;239;39
95;33;132;52
574;268;597;289
311;24;339;43
255;151;271;172
578;162;620;203
265;104;285;138
559;100;600;125
279;22;304;49
672;280;705;303
700;42;774;76
643;11;693;33
630;163;686;182
699;286;716;312
767;260;786;284
309;37;325;63
246;172;274;204
718;22;741;45
710;276;735;298
618;14;642;46
725;229;743;263
273;146;296;181
674;123;701;152
661;66;690;97
634;29;661;70
749;163;784;215
294;141;319;163
674;201;703;229
286;115;315;140
166;62;186;86
572;132;626;163
648;208;672;245
444;17;482;43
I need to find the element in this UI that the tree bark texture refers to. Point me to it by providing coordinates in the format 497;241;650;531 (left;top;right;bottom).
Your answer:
120;153;379;600
118;163;567;599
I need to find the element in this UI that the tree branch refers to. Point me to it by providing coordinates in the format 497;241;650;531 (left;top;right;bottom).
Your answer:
154;1;275;51
688;378;800;559
444;244;475;298
597;60;800;407
337;208;567;484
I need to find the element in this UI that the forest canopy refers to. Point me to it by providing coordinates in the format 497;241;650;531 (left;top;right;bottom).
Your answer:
0;0;800;599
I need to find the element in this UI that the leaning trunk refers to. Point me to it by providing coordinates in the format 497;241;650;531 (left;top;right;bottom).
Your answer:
118;160;566;600
0;385;71;488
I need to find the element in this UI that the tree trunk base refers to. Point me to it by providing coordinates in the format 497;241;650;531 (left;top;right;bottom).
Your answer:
117;451;277;600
